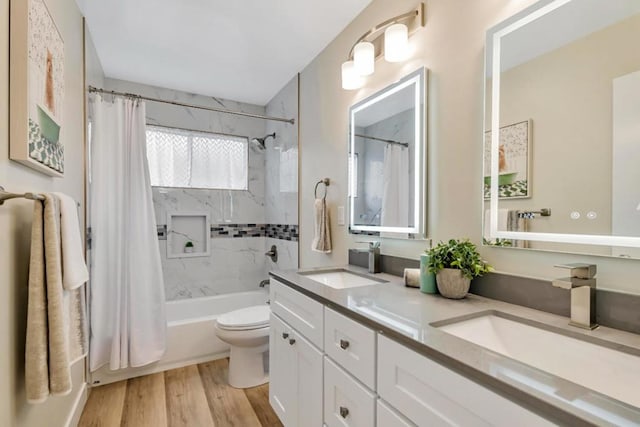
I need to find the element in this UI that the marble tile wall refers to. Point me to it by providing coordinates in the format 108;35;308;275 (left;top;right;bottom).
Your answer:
105;79;269;300
265;76;299;271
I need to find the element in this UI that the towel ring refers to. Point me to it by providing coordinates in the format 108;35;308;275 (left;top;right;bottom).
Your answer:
314;178;330;200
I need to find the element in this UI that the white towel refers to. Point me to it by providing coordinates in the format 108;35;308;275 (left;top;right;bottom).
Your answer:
53;193;88;290
312;198;332;253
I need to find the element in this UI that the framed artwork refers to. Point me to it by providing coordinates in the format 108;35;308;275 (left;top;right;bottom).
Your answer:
484;120;531;199
10;0;65;177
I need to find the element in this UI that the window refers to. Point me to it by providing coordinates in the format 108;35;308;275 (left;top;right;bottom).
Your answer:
146;125;248;190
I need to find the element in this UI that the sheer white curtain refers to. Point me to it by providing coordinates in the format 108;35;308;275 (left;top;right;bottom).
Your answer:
381;144;409;227
89;96;166;371
146;125;248;190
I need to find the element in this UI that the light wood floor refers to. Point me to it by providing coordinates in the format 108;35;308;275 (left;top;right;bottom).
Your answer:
78;358;283;427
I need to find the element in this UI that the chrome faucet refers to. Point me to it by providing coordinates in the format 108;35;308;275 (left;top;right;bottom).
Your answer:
552;263;598;330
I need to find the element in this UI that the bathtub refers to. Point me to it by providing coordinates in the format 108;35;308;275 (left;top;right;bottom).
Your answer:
90;290;269;386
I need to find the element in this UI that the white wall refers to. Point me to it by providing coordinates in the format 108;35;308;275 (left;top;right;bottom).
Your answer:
1;0;88;425
298;0;640;294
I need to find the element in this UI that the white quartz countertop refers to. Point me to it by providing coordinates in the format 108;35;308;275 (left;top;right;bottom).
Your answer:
270;266;640;427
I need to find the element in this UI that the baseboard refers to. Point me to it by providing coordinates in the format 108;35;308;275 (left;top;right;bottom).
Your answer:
64;383;87;427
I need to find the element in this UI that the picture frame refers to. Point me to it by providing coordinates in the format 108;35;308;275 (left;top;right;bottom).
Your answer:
10;0;65;177
484;120;532;199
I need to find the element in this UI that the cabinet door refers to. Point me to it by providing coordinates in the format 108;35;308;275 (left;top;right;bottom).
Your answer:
292;328;324;427
377;335;553;427
270;314;296;426
324;357;376;427
377;399;416;427
271;279;324;349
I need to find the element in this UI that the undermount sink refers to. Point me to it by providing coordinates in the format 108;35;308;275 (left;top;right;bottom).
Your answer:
433;311;640;408
299;268;387;289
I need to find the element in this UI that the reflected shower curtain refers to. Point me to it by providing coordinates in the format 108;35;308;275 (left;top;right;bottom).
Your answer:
89;96;166;371
381;144;409;228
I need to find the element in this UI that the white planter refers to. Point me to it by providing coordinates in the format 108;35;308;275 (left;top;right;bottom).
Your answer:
436;268;471;299
184;246;194;253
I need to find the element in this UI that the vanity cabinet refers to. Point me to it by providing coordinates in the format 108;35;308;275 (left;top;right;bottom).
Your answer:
377;335;552;427
269;313;323;427
271;279;324;349
324;307;376;390
324;356;376;427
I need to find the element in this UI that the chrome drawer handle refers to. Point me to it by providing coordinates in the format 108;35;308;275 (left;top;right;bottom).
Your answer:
282;332;289;339
339;406;349;418
289;338;296;345
339;339;350;350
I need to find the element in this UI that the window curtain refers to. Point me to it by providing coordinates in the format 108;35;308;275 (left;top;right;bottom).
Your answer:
89;96;166;371
381;144;409;227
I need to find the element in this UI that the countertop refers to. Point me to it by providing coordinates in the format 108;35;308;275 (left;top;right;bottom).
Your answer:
270;266;640;427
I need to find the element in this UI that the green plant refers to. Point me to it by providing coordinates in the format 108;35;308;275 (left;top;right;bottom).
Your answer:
426;239;492;279
185;241;194;248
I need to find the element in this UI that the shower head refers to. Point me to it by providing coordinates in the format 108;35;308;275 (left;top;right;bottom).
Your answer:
251;132;276;150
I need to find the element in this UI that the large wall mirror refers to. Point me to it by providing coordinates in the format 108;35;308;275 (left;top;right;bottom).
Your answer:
349;67;426;239
484;0;640;258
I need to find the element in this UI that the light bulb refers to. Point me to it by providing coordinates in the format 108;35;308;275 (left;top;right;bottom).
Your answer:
353;41;374;76
384;23;409;63
341;60;364;90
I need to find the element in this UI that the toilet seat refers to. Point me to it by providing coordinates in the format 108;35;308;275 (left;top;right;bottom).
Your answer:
216;305;270;331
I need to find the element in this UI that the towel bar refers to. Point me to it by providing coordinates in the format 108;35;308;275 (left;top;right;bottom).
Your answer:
314;178;330;200
0;186;45;205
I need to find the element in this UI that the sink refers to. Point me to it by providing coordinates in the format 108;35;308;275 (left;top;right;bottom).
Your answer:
299;268;387;289
433;311;640;408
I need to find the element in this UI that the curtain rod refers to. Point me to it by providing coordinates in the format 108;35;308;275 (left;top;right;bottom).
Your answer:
88;86;295;125
355;133;409;148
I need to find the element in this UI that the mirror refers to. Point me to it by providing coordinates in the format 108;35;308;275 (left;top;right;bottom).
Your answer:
484;0;640;258
348;68;426;239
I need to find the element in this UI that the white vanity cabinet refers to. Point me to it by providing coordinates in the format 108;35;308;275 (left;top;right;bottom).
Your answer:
377;335;553;427
324;357;376;427
269;280;324;427
269;313;323;427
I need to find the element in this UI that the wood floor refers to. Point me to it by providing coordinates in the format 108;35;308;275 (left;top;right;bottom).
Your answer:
78;358;283;427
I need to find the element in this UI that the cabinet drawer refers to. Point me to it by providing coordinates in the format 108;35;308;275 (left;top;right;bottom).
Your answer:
324;357;376;427
271;279;324;349
324;307;376;390
377;399;416;427
377;335;552;427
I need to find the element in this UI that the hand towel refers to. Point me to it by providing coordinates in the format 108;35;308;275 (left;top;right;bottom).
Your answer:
52;192;88;290
507;210;528;248
25;195;72;403
312;198;332;253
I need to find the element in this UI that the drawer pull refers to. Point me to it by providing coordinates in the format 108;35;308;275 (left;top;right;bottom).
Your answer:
282;332;289;339
339;339;350;350
289;338;296;345
339;406;349;418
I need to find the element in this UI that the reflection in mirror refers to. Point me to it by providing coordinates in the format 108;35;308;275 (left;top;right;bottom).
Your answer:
484;0;640;258
349;68;426;239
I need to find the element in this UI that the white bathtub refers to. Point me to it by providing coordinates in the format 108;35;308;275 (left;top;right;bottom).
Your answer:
90;290;269;386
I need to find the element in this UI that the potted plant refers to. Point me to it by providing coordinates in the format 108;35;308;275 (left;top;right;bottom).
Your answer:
426;239;492;299
184;241;194;253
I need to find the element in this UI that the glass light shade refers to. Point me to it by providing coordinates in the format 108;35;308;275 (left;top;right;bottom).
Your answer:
341;60;364;90
384;23;409;62
353;41;374;76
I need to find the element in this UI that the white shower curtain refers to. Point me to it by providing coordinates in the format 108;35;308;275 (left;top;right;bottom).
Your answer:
89;96;167;371
381;144;409;228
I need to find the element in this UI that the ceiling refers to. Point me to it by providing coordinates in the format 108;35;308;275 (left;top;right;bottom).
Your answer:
77;0;372;105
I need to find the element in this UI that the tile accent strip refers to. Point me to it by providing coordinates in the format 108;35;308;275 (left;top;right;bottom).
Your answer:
157;223;298;241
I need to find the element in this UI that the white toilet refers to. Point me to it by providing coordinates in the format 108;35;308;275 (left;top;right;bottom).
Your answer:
214;305;270;388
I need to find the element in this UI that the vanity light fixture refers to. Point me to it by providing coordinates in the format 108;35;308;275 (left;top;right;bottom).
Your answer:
341;3;425;90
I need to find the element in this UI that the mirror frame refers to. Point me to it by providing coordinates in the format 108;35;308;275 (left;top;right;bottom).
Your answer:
486;0;640;249
348;67;427;238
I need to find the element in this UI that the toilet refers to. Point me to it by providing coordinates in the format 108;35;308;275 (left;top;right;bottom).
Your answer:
214;305;271;388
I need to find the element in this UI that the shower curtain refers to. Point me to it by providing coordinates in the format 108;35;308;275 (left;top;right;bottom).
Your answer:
89;96;167;371
381;144;409;228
